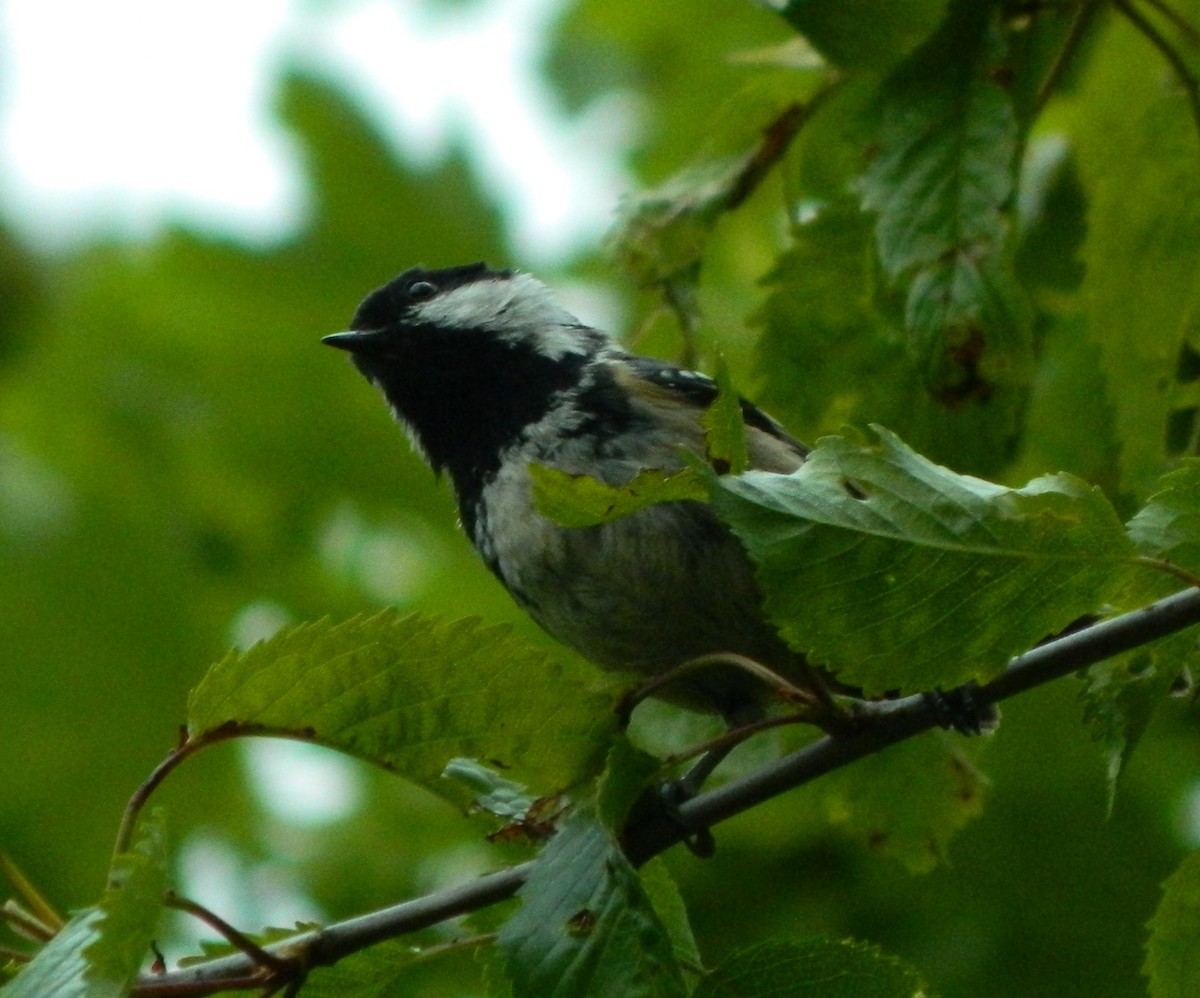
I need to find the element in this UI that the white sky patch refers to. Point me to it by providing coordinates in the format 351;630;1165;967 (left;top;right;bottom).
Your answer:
0;0;631;259
294;0;631;260
242;738;365;827
0;0;302;244
173;832;326;951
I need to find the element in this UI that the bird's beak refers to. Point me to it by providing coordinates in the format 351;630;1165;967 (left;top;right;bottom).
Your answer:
322;329;386;354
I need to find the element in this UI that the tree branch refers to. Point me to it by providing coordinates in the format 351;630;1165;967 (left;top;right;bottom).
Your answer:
132;586;1200;995
1114;0;1200;149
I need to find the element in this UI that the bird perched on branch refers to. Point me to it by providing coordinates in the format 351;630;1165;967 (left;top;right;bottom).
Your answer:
323;262;822;732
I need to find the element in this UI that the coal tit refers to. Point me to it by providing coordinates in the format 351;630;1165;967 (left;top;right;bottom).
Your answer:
323;263;816;727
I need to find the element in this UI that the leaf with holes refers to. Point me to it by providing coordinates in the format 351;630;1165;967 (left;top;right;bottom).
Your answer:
862;0;1029;403
711;426;1135;694
498;810;686;998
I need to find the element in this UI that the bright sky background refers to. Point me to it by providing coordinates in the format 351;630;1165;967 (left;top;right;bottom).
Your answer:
0;0;632;921
0;0;631;262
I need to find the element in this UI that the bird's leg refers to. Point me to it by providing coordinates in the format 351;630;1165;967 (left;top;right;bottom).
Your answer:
922;684;1000;735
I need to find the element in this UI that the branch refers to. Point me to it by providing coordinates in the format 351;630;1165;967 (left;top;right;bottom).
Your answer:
1114;0;1200;149
1033;0;1102;115
132;587;1200;995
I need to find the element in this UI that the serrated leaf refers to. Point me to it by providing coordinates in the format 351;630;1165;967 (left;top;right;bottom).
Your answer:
862;0;1028;402
531;465;707;528
1129;461;1200;578
711;426;1135;694
5;811;167;998
753;202;899;436
2;910;118;998
820;732;986;873
177;921;319;966
296;938;444;998
638;858;701;977
498;810;686;998
1145;852;1200;998
1079;638;1189;815
1083;461;1200;804
694;936;926;997
188;610;621;802
596;736;663;831
1072;26;1200;497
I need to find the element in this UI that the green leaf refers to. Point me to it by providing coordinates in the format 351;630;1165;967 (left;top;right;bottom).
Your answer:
531;363;753;527
1146;852;1200;998
612;154;746;289
5;811;167;998
820;732;986;873
498;810;687;998
711;426;1135;694
862;0;1029;403
1080;464;1200;805
694;937;926;997
1079;637;1190;815
596;737;664;831
702;356;749;476
753;202;899;438
531;465;707;529
611;69;821;290
638;859;701;978
441;758;547;822
1128;461;1200;579
1071;25;1200;497
187;611;621;802
770;0;949;69
297;938;452;998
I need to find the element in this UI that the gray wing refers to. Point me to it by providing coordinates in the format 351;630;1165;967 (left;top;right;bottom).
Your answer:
620;354;808;473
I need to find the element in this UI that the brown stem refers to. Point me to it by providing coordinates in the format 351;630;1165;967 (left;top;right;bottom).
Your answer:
164;892;297;977
111;724;243;879
0;853;63;932
619;651;818;724
1137;554;1200;590
663;713;811;767
1;900;56;943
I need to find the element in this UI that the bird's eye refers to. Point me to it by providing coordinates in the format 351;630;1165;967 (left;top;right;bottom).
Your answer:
407;280;437;300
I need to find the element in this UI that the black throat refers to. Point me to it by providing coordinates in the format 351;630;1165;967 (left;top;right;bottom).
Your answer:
354;325;589;520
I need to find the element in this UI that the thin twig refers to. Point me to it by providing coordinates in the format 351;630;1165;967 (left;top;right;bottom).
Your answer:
663;713;811;767
1033;0;1102;113
1141;0;1200;48
0;853;63;932
1;901;56;944
1138;554;1200;589
128;586;1200;996
656;78;840;365
164;893;296;977
111;726;239;877
620;651;818;723
1114;0;1200;150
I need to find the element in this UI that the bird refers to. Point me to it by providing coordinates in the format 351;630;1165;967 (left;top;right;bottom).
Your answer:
322;262;824;735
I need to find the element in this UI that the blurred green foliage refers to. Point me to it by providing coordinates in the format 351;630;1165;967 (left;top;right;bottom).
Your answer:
4;1;1200;996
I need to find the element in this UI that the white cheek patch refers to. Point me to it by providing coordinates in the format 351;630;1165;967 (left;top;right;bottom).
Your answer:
412;273;599;360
